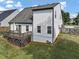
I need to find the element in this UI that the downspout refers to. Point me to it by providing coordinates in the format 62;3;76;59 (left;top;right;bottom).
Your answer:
13;22;15;34
52;8;55;43
31;14;33;42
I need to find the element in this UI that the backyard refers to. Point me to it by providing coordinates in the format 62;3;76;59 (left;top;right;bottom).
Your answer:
0;33;79;59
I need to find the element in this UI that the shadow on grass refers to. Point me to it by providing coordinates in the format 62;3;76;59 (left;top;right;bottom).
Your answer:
22;34;79;59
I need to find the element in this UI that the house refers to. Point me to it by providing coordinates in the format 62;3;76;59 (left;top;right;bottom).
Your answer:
9;3;63;43
0;9;20;27
9;8;33;34
70;18;75;24
0;11;3;14
32;3;63;43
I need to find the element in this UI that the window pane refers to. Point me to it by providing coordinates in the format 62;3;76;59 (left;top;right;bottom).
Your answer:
55;11;56;18
47;26;51;34
16;25;19;31
37;26;41;33
26;26;29;31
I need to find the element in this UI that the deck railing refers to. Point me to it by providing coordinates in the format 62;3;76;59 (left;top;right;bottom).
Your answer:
3;31;32;47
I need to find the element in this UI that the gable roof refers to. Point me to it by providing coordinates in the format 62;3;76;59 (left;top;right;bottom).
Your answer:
0;9;16;22
9;8;33;24
9;3;59;24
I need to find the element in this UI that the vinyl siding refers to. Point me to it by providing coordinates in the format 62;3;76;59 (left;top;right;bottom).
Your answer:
33;9;53;43
10;23;32;33
53;4;63;42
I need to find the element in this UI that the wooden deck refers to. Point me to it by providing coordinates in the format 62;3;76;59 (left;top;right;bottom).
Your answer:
3;31;32;47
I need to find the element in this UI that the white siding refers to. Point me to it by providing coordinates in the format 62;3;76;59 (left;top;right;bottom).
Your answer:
53;4;63;42
29;25;32;31
33;9;53;43
21;24;32;33
10;23;32;33
10;23;16;31
1;10;20;27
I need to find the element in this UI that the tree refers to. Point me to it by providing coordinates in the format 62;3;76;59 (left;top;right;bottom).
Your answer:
61;10;70;25
74;13;79;25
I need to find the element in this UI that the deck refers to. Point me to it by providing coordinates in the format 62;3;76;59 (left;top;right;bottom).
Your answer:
3;31;32;47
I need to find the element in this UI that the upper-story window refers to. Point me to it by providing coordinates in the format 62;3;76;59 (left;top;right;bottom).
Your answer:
47;26;51;34
26;25;29;31
37;26;41;33
55;11;56;18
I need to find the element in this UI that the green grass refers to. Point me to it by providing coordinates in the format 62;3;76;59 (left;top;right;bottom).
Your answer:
0;33;79;59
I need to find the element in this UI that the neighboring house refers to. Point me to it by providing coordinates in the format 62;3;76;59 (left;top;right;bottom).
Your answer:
0;9;20;27
0;11;3;14
9;3;63;43
70;18;75;24
9;8;32;33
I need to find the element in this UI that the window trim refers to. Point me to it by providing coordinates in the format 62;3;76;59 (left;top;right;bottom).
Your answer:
16;25;20;31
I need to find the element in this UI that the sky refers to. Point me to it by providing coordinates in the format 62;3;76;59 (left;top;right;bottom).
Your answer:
0;0;79;18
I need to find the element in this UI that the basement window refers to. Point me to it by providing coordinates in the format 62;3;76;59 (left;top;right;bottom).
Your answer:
47;26;51;34
37;26;41;33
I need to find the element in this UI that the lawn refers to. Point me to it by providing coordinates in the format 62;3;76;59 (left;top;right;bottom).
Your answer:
0;33;79;59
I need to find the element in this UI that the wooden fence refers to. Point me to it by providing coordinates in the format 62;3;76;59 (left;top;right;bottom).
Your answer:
61;25;79;35
0;27;9;33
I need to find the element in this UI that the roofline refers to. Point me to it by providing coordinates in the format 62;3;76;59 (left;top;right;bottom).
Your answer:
32;3;59;11
17;3;59;11
32;7;53;11
3;9;17;11
9;22;32;24
33;3;59;8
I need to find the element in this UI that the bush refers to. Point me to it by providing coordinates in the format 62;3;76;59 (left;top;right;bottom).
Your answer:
26;35;31;43
46;40;51;44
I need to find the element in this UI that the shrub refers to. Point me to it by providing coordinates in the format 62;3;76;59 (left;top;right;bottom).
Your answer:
26;35;31;43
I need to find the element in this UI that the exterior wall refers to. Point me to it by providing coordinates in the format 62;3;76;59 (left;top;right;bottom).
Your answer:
10;23;32;33
21;24;32;33
53;4;63;42
10;23;16;31
1;10;20;27
33;9;53;43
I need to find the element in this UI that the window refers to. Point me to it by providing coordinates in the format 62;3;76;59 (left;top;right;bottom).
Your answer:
16;25;21;33
37;26;41;33
55;11;56;18
16;25;19;31
47;26;51;34
26;26;29;31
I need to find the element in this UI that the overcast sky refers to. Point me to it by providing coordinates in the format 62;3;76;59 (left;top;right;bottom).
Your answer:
0;0;78;18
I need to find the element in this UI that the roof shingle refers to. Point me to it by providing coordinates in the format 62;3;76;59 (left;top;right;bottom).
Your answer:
0;10;16;22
